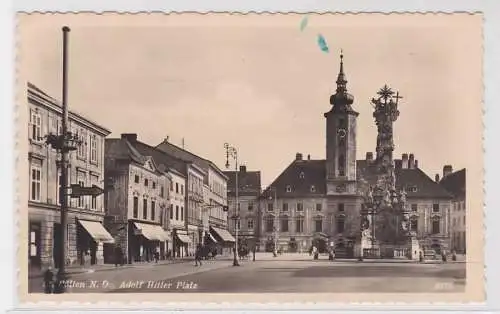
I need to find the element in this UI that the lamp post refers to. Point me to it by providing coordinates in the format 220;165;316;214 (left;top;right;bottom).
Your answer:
268;187;279;257
224;143;240;267
43;26;82;293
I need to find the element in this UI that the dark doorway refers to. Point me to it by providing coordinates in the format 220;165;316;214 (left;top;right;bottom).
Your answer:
312;238;327;253
53;223;62;269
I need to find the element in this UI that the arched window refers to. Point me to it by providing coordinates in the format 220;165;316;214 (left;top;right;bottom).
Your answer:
432;217;440;234
336;217;345;233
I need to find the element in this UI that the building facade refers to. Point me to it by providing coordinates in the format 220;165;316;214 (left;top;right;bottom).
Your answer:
155;140;232;252
439;166;466;254
168;168;187;257
28;83;113;270
104;134;172;263
257;55;455;256
224;165;261;249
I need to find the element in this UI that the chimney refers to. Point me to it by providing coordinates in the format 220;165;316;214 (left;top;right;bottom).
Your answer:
239;165;247;173
443;165;453;178
435;174;440;182
402;153;409;169
415;160;419;168
295;153;303;161
307;154;311;160
366;152;373;162
409;154;415;169
121;133;137;142
164;136;169;142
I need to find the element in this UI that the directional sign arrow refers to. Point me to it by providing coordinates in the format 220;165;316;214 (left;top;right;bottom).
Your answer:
70;184;104;198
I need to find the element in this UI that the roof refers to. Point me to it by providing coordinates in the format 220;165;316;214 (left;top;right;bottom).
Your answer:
28;82;111;136
131;140;189;177
155;140;227;180
260;158;453;199
261;159;326;199
224;170;262;197
105;138;147;165
439;168;466;199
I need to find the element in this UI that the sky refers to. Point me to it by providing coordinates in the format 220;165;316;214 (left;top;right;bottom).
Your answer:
18;13;483;188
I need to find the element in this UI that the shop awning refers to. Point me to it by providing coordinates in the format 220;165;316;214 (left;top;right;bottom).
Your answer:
211;227;236;243
176;233;192;244
78;220;115;244
207;232;218;243
133;222;169;241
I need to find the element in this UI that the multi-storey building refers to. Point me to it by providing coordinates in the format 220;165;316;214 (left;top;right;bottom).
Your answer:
167;168;187;257
258;54;455;256
439;166;466;254
27;83;113;270
224;165;262;249
104;134;172;263
155;140;232;251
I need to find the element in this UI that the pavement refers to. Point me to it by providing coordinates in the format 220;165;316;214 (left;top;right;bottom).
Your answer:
29;253;467;294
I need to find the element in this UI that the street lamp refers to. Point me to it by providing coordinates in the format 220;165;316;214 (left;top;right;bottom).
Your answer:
268;187;279;257
224;143;240;267
43;26;82;293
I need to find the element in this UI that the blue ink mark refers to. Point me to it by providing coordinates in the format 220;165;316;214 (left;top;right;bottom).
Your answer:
300;16;309;31
317;34;329;53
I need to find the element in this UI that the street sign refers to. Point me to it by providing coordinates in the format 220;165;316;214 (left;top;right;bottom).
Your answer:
69;184;104;198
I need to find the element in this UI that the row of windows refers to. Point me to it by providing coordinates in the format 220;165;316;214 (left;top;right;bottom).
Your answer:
169;204;185;221
234;219;255;230
133;174;166;197
188;174;203;196
30;110;101;165
132;197;157;221
30;162;101;210
267;202;337;212
453;201;466;211
170;181;185;195
452;216;466;227
209;179;226;198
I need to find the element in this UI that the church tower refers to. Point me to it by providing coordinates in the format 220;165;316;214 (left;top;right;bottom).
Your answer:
324;52;359;196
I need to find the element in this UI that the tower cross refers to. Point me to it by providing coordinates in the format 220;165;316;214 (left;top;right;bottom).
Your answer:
394;92;403;105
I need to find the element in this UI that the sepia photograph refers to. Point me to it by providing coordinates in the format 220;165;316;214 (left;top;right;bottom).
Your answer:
16;12;483;303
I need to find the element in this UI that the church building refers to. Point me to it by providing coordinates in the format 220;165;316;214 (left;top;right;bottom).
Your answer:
258;53;454;257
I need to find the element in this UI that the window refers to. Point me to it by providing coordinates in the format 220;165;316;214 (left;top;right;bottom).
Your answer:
90;135;98;163
151;201;156;221
247;219;254;230
160;186;164;197
432;203;440;212
169;204;173;219
267;203;274;212
144;179;148;187
338;203;345;212
176;183;179;193
265;218;274;232
411;204;418;211
282;203;288;212
175;205;179;220
286;185;292;193
338;118;346;128
299;172;305;179
453;218;456;226
133;197;139;218
30;163;41;201
77;177;85;208
432;218;440;234
296;218;304;233
310;185;316;192
316;203;322;211
338;155;345;176
152;182;156;189
315;219;323;233
336;217;345;233
248;202;254;211
297;202;303;211
181;207;184;220
463;216;466;226
410;217;418;232
236;220;241;230
181;185;184;195
281;218;289;232
170;182;173;191
134;175;139;183
90;175;98;210
143;199;148;219
30;110;42;141
77;130;87;159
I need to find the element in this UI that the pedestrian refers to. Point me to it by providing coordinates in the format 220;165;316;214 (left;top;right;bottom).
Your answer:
114;245;123;267
312;246;319;260
452;249;457;261
154;250;159;263
194;244;203;266
43;266;54;294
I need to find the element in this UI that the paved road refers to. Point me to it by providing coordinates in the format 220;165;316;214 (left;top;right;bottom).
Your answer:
30;256;465;294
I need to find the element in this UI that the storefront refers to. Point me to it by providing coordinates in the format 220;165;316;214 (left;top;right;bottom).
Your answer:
76;219;115;266
175;230;192;257
129;221;169;263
